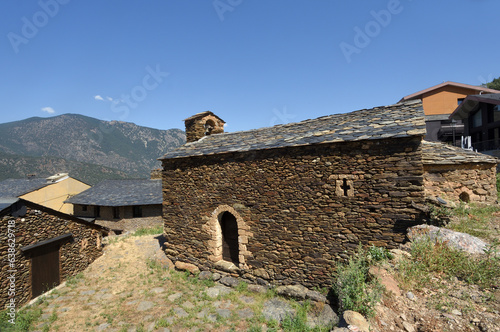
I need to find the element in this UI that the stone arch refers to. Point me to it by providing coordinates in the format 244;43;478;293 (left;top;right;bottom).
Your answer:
204;119;216;135
206;205;249;269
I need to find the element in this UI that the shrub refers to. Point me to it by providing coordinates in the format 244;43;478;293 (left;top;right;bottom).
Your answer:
332;244;385;318
398;236;500;289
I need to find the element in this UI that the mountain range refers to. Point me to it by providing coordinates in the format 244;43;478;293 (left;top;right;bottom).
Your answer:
0;114;185;185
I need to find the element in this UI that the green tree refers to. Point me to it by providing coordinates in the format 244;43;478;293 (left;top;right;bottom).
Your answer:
486;77;500;91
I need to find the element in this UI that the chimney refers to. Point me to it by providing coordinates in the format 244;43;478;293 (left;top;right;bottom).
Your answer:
183;111;225;143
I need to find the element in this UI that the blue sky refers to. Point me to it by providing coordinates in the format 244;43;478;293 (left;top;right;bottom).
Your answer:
1;0;499;132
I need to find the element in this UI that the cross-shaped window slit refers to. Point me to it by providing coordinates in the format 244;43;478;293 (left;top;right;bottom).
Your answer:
341;178;351;196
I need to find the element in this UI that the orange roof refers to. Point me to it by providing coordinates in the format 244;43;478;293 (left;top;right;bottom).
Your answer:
399;81;500;102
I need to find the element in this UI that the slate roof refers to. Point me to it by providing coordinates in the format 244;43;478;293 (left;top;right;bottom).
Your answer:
0;197;19;214
161;100;426;160
0;178;49;197
422;141;499;165
184;111;225;123
65;179;162;207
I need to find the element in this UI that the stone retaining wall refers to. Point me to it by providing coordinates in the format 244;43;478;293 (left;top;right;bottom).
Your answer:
424;163;498;204
0;206;105;309
162;136;426;288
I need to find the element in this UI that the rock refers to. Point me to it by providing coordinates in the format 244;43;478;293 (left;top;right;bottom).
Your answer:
173;307;188;318
451;309;462;316
306;303;339;328
237;308;254;319
368;266;401;297
306;289;329;303
247;284;267;294
205;285;232;298
275;284;308;300
137;301;155;311
167;292;182;302
151;287;165;294
212;272;222;281
407;225;488;254
403;321;415;332
214;260;239;273
198;271;212;280
174;261;200;274
219;276;240;288
253;268;270;279
262;298;296;323
331;328;350;332
155;251;174;270
216;308;231;318
406;291;416;301
342;311;371;332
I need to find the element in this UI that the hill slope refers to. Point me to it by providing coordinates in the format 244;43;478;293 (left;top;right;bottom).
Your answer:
0;114;185;183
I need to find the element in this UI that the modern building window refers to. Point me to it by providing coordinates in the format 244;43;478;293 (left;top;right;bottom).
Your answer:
472;110;482;128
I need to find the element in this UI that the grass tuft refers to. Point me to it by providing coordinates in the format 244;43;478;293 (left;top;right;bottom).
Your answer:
133;225;163;236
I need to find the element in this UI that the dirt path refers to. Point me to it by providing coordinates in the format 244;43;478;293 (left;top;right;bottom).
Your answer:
26;234;329;332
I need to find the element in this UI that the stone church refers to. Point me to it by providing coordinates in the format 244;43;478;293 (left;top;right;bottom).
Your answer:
160;100;497;288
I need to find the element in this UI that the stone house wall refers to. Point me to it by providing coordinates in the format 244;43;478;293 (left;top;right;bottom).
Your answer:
424;163;498;204
0;204;105;308
162;136;426;288
73;204;162;220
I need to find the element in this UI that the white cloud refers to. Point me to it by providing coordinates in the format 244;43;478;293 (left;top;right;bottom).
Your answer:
94;95;104;101
106;96;114;102
41;107;55;114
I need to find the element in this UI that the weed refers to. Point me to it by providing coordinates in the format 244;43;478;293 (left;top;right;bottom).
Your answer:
367;245;393;262
332;244;384;318
0;307;42;331
236;281;248;292
398;236;500;289
66;272;84;287
133;225;163;236
155;318;170;328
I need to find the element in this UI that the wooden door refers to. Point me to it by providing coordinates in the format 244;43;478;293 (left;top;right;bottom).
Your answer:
220;212;239;265
31;245;60;298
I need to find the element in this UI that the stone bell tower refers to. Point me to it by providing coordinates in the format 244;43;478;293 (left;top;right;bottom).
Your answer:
184;111;225;143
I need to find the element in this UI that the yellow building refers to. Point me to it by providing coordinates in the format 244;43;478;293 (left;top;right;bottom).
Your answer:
0;173;90;214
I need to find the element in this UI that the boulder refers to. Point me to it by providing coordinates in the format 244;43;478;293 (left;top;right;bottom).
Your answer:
275;284;308;300
408;225;489;254
262;298;296;323
174;261;200;274
341;311;371;332
306;302;339;328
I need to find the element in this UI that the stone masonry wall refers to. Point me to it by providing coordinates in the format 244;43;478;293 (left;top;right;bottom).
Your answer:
424;163;498;204
0;206;104;309
162;136;425;288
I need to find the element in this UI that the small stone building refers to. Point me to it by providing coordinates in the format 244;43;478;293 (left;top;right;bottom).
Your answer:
0;198;108;309
422;141;498;204
160;102;498;288
65;179;162;232
160;101;429;288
